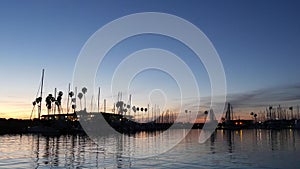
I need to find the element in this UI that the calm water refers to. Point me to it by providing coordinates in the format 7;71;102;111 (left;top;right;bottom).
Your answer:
0;129;300;169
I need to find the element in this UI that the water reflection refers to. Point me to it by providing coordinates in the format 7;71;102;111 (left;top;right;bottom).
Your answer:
0;130;299;168
29;134;98;168
209;131;216;154
216;129;298;155
224;130;234;153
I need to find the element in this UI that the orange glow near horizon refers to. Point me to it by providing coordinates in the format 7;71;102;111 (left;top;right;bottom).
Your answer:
0;109;32;119
0;97;34;119
0;105;256;120
0;97;258;121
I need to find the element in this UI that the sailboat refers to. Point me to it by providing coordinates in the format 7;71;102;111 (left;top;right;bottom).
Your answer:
26;69;176;134
27;69;81;134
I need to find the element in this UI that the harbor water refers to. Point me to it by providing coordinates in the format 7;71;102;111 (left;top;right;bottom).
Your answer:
0;129;299;168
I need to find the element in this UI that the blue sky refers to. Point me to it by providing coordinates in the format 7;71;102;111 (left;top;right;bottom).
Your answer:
0;0;300;119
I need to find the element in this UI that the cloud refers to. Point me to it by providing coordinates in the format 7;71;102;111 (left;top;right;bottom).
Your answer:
176;83;300;114
227;83;300;109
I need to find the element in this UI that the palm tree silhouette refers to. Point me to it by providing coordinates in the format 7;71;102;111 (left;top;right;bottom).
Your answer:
78;92;83;110
56;91;63;114
254;113;257;123
204;110;209;117
69;91;74;112
46;94;54;115
82;87;87;109
69;91;74;99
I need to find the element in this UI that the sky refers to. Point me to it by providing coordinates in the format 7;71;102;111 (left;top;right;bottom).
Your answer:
0;0;300;119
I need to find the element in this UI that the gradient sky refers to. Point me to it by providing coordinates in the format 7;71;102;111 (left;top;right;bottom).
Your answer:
0;0;300;119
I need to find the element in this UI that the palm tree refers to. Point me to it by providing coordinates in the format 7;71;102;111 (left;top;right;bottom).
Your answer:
289;106;294;119
78;92;83;110
46;94;54;115
69;91;74;98
269;106;273;120
254;114;257;123
185;110;188;123
82;87;87;109
69;91;74;113
250;112;257;123
204;110;209;123
189;110;191;123
56;91;63;114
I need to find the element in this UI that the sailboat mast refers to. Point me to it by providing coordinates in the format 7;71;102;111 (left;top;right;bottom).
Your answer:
91;96;94;112
38;69;44;120
104;99;106;113
98;87;100;113
67;83;70;114
53;88;57;115
128;94;132;116
74;87;77;112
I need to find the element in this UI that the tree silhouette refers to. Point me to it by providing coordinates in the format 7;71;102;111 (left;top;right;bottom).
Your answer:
35;97;42;104
78;92;83;110
250;112;258;123
254;114;257;122
69;91;74;98
204;110;208;115
56;91;63;114
69;91;74;112
185;110;188;123
82;87;87;109
46;94;54;115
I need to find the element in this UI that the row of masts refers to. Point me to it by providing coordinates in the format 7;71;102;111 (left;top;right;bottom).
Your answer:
224;102;300;122
32;86;106;120
30;69;183;123
115;95;179;123
32;69;300;123
261;105;300;121
31;69;106;120
30;69;230;123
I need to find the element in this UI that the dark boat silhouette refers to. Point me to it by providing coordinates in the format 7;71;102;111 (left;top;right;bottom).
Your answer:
25;69;175;134
19;69;300;135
